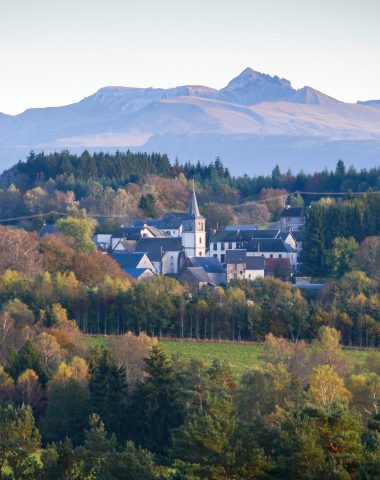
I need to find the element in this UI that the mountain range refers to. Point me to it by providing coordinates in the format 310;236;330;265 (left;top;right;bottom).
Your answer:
1;67;380;175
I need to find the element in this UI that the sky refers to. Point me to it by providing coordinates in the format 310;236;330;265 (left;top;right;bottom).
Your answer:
0;0;379;115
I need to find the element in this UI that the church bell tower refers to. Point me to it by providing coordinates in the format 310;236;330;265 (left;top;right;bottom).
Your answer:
182;182;206;257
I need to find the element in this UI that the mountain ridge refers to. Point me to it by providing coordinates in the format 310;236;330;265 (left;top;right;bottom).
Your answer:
0;68;379;175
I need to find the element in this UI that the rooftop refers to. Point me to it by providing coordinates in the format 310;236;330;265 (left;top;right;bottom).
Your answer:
135;237;182;261
226;249;247;264
188;256;225;273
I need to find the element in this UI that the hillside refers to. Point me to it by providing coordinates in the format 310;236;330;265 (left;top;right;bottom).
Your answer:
1;68;380;174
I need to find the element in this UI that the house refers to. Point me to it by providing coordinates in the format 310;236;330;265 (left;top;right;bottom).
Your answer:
178;267;215;294
209;229;282;263
111;224;166;251
186;256;226;285
93;234;112;252
279;231;297;250
280;207;306;231
134;237;184;275
109;252;156;278
265;258;292;280
246;238;297;272
225;249;247;283
245;256;265;281
124;268;156;281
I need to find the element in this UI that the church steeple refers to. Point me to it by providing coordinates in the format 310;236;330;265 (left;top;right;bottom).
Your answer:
182;180;206;257
188;180;203;218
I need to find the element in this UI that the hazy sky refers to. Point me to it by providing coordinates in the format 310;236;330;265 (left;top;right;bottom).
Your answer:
1;0;379;114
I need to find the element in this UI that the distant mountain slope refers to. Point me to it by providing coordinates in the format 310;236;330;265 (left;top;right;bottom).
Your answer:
0;68;380;174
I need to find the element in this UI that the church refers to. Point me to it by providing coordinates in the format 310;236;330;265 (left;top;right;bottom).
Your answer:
108;184;207;277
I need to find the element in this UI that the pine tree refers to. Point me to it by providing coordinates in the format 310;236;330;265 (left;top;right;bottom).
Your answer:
130;345;181;454
88;348;128;441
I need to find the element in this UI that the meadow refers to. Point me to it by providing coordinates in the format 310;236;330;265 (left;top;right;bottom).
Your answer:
160;340;375;378
87;335;375;379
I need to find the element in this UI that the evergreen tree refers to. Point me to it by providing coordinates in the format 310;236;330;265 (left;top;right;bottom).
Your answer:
130;345;181;454
6;339;48;384
88;348;128;441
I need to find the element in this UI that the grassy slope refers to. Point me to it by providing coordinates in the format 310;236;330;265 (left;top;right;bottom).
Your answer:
87;336;374;379
159;339;372;379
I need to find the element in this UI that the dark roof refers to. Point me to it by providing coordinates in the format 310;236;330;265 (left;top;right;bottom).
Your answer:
184;267;211;283
189;257;225;273
124;268;152;279
291;231;304;242
225;224;257;231
187;187;204;218
211;229;279;243
247;238;292;253
135;237;182;261
246;256;265;270
156;213;187;229
109;252;146;269
127;219;161;228
226;249;247;264
280;207;305;218
112;226;142;240
39;224;58;237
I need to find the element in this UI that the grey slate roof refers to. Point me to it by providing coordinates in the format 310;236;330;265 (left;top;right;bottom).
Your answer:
127;219;161;228
111;226;142;240
225;224;257;231
158;213;191;229
247;238;293;253
189;257;225;273
187;187;204;218
109;252;146;269
125;268;152;279
226;249;247;264
210;229;280;243
292;231;304;242
135;237;182;261
185;267;211;283
246;256;265;270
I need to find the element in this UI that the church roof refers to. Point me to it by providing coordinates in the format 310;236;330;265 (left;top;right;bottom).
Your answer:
187;183;204;219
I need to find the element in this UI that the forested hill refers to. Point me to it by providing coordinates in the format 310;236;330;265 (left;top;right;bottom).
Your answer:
4;150;380;195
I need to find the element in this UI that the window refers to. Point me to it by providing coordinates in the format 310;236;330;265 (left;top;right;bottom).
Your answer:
228;242;232;249
248;274;251;279
199;251;202;256
221;243;225;251
213;254;218;258
239;270;243;275
213;242;217;250
270;254;273;258
279;254;282;258
199;237;202;244
221;254;225;263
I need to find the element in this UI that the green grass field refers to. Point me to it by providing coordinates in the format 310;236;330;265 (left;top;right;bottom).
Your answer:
159;339;376;379
160;340;265;378
86;335;377;379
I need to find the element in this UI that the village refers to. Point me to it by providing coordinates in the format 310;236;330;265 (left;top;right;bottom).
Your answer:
40;185;308;293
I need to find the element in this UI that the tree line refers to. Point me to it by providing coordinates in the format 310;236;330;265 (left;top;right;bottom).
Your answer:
1;327;380;479
1;221;380;346
303;192;380;277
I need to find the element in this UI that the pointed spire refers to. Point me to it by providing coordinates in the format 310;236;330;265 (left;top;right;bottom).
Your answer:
188;179;202;217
